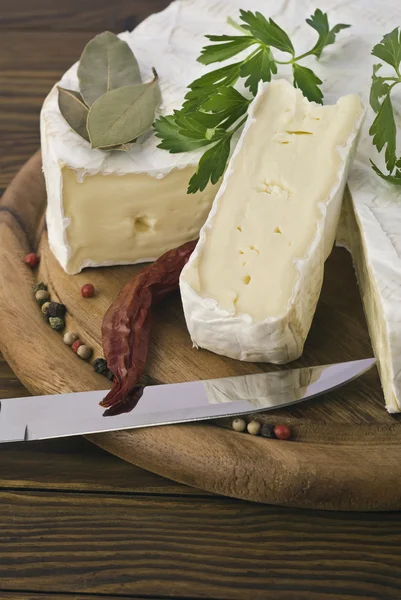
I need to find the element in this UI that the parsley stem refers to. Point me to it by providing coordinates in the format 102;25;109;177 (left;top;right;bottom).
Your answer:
292;50;314;62
242;46;262;64
276;51;314;65
387;81;400;93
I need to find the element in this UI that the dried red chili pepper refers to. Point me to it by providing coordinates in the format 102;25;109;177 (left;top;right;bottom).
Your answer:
101;239;197;410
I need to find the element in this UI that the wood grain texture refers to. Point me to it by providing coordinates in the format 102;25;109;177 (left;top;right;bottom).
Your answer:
0;32;92;189
1;489;401;600
1;152;401;511
1;595;154;600
0;0;168;31
0;436;209;496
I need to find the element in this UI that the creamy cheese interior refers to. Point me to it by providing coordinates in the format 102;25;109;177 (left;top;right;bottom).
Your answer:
183;81;362;321
62;167;217;274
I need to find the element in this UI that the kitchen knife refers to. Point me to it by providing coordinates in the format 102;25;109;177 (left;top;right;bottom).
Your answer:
0;358;376;443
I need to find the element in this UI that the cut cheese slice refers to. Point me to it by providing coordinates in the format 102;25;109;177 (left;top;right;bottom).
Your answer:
180;80;364;363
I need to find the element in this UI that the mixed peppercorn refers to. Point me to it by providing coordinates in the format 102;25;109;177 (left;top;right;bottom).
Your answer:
232;418;292;440
30;271;111;380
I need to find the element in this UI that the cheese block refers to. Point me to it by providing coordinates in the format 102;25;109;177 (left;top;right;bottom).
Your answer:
41;2;233;274
180;80;364;363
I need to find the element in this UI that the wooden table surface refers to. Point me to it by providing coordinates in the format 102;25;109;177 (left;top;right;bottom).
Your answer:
1;1;401;598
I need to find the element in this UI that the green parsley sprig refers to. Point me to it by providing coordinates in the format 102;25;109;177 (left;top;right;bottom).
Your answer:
369;28;401;185
154;9;350;194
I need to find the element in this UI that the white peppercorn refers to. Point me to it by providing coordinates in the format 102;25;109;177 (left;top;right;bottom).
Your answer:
77;344;93;360
35;289;50;305
63;332;78;346
232;418;246;432
247;421;261;436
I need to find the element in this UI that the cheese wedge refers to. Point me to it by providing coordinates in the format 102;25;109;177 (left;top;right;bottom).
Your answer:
338;176;401;414
180;80;364;363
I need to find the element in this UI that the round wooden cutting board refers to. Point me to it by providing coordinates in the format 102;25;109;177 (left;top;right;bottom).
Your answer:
1;151;401;511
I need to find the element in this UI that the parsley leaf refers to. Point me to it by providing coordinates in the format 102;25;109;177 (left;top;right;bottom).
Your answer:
240;47;277;94
369;28;401;184
372;28;401;73
187;135;232;193
201;86;250;113
239;10;294;55
198;35;256;65
306;9;350;59
369;93;397;172
183;62;242;112
370;161;401;185
154;114;214;153
155;8;351;193
370;64;391;113
292;64;323;103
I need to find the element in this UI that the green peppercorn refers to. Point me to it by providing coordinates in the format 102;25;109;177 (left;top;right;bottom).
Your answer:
32;282;48;293
49;316;65;331
47;302;66;318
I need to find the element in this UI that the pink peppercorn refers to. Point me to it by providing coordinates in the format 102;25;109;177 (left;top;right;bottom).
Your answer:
81;284;95;298
72;340;83;354
274;424;292;440
24;253;39;268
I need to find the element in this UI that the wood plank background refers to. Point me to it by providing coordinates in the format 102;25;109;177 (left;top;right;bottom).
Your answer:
1;0;401;598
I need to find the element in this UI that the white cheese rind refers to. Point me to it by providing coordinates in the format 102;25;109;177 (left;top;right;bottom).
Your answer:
180;80;364;363
338;176;401;414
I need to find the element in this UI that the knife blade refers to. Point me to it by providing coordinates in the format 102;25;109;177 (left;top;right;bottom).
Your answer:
0;358;375;443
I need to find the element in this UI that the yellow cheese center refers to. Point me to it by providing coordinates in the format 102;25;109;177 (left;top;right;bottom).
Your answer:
62;166;218;274
184;83;362;320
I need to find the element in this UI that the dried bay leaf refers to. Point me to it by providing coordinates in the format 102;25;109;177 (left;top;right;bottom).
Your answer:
107;141;136;151
87;73;162;149
78;31;142;107
57;87;90;142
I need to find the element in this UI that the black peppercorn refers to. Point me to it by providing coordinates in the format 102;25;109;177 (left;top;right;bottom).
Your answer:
260;423;276;439
93;358;114;381
93;358;108;374
47;302;66;318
